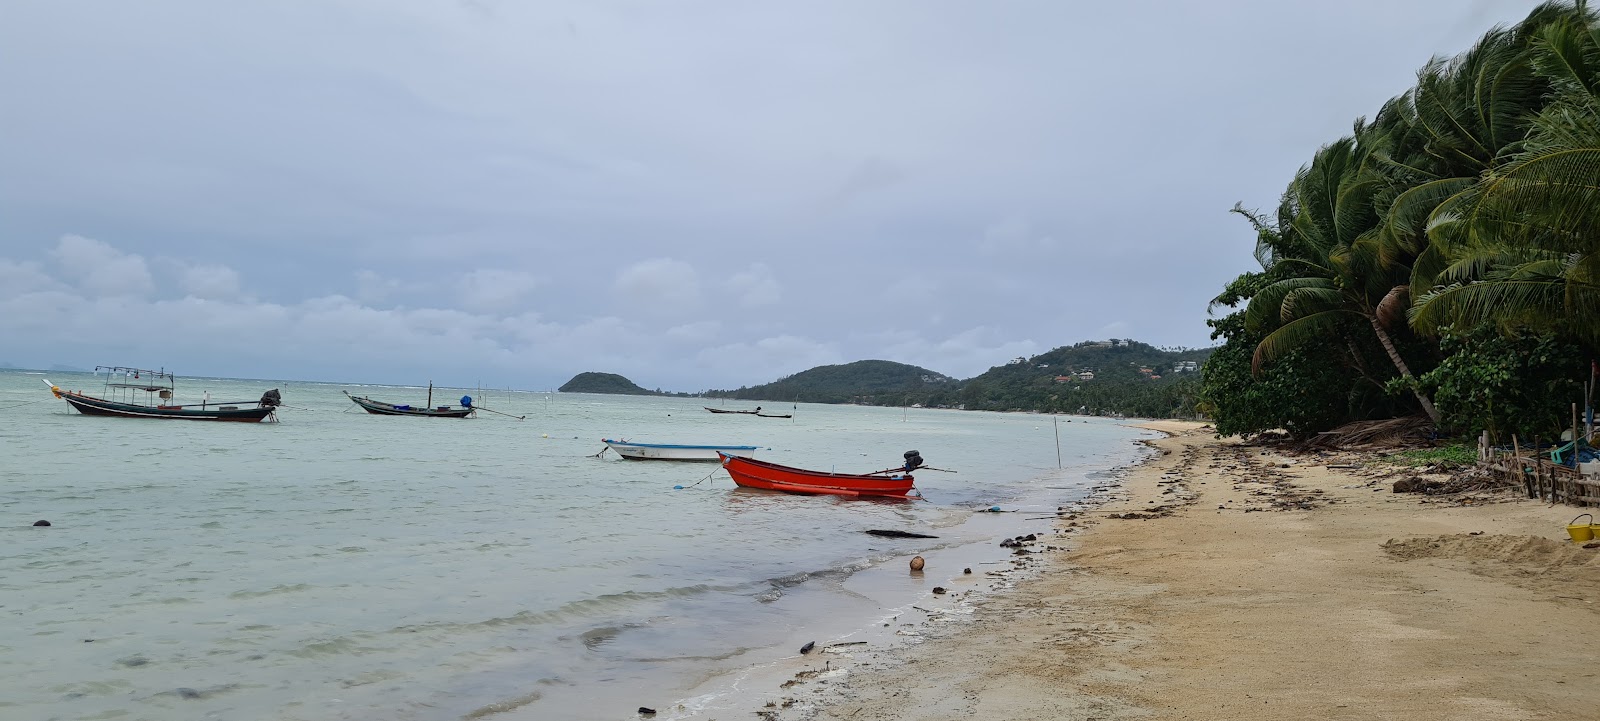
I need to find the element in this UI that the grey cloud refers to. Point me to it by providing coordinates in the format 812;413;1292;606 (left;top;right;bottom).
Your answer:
51;235;154;297
614;259;702;313
727;263;781;307
0;0;1542;387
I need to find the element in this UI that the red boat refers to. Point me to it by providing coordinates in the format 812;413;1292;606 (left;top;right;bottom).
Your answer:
718;453;917;498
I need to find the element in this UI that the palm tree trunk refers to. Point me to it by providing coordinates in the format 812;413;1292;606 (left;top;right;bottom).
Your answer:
1369;318;1443;425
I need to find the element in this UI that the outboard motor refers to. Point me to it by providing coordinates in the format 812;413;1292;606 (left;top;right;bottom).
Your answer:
903;450;924;472
259;389;282;408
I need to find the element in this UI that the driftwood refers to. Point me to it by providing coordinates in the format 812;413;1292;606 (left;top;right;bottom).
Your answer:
1306;417;1434;450
865;529;939;539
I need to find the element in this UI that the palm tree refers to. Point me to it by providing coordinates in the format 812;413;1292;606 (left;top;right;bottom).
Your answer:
1409;10;1600;338
1241;133;1443;424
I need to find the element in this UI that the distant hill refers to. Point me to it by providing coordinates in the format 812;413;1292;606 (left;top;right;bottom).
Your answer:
706;340;1213;418
558;372;659;395
938;340;1213;416
707;360;955;404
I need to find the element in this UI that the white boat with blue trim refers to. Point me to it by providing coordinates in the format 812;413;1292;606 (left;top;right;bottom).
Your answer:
601;439;761;461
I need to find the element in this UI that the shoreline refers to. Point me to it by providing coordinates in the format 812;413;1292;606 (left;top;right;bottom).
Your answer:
753;421;1600;720
622;424;1160;721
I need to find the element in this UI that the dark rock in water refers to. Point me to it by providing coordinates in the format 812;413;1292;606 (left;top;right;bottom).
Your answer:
1023;533;1037;541
932;586;947;595
963;568;972;574
33;520;50;527
116;655;150;668
799;641;815;654
176;688;201;700
637;707;656;716
865;529;939;539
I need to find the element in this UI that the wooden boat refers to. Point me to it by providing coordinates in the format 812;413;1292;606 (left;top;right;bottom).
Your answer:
718;453;916;498
345;383;475;417
44;367;280;422
705;406;761;415
755;412;792;419
602;439;760;461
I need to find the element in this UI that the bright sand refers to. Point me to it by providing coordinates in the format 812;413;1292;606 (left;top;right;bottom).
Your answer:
766;421;1600;720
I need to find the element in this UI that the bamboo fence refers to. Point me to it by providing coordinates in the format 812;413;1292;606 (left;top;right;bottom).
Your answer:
1477;430;1600;507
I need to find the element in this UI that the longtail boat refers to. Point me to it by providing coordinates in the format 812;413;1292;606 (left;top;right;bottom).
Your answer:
345;382;475;418
718;452;920;498
601;439;760;461
705;406;761;415
44;367;280;422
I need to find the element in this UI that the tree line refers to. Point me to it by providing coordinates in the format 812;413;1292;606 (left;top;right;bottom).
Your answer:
1200;1;1600;442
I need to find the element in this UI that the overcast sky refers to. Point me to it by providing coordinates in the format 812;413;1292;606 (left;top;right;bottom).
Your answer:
0;0;1542;390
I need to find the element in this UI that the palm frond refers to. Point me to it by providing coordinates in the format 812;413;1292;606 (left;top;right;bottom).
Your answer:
1251;310;1363;374
1244;277;1336;332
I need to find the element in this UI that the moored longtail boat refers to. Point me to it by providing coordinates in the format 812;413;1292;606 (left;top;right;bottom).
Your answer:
44;367;281;422
717;453;919;498
344;382;475;418
705;406;762;415
601;439;760;461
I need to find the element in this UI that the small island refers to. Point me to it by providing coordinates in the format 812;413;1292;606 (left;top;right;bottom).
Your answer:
557;372;659;395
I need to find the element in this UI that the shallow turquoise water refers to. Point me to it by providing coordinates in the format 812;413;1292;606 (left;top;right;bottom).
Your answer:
0;369;1150;720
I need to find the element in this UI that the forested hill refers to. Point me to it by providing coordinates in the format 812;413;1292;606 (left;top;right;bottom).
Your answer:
558;372;659;395
706;360;955;405
703;341;1213;418
937;340;1213;417
971;340;1214;385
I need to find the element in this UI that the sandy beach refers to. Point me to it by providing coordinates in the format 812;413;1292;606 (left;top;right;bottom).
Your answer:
757;421;1600;720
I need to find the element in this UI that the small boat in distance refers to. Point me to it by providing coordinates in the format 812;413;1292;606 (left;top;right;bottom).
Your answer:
705;406;762;415
345;382;475;418
44;367;281;422
755;412;792;419
718;452;920;498
601;439;760;461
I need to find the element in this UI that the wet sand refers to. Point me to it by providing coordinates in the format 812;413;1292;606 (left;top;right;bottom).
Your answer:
761;420;1600;720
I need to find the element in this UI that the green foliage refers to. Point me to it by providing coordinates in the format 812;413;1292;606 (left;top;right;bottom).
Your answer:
1207;2;1600;439
558;372;660;395
1389;443;1477;467
1416;324;1585;440
1199;310;1369;439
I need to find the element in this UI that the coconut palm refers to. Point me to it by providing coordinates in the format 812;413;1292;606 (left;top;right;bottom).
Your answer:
1410;10;1600;338
1242;133;1444;424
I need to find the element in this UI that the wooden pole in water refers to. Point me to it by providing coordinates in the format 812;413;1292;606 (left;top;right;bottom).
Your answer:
428;381;433;409
1054;415;1062;469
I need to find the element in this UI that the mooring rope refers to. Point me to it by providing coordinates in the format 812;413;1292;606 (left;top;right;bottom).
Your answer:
674;469;720;490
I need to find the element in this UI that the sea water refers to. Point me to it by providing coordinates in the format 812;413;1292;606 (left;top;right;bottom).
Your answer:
0;369;1152;720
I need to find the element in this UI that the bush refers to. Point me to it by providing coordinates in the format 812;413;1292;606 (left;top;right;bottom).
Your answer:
1418;324;1585;441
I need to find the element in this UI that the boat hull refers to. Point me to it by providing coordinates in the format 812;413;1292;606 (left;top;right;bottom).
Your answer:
603;440;759;461
56;391;275;422
704;406;758;414
346;392;475;418
718;453;914;497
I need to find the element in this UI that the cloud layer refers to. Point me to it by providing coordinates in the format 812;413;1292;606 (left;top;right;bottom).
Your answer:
0;0;1540;388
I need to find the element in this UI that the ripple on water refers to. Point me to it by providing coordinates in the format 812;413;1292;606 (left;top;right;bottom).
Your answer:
229;583;314;599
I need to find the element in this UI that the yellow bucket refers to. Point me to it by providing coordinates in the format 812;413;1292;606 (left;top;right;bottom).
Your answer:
1567;514;1595;542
